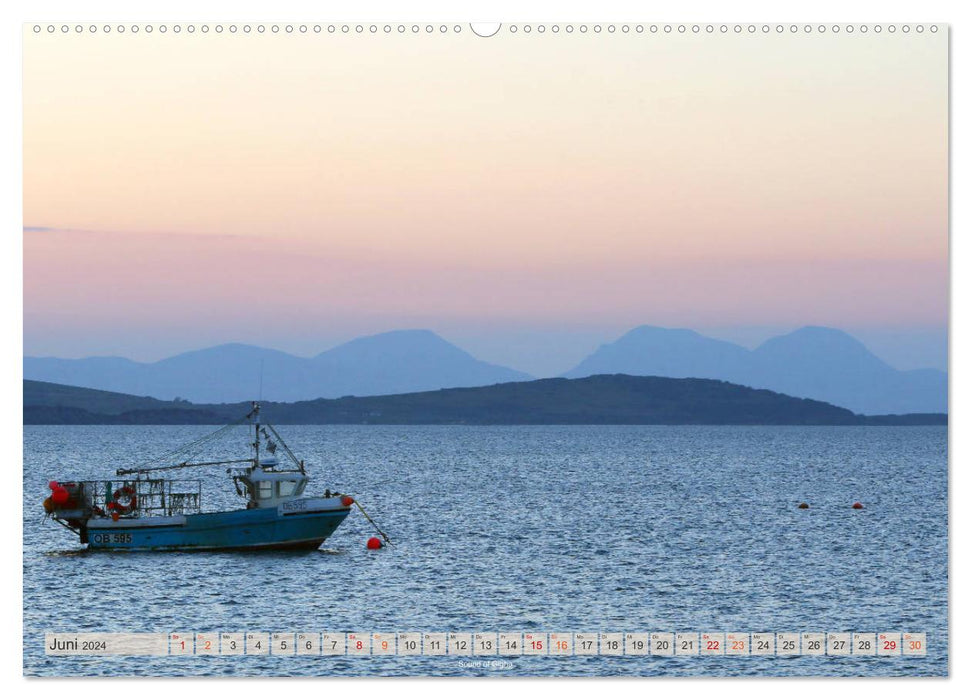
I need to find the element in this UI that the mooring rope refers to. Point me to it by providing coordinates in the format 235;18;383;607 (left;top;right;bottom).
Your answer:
353;500;394;546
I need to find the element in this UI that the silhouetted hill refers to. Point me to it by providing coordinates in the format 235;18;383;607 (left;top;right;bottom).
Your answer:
21;381;225;424
24;330;532;403
748;327;947;415
24;377;946;426
566;326;750;380
23;379;179;414
309;330;531;397
565;325;947;415
27;326;946;414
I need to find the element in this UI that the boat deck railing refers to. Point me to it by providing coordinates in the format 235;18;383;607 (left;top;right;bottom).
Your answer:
81;479;202;517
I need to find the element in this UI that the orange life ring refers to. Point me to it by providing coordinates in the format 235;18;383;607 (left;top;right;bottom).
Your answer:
108;485;138;516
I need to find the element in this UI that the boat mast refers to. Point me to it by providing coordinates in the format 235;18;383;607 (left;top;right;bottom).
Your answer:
252;401;261;466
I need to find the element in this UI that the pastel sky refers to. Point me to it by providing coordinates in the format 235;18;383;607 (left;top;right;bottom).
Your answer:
23;27;948;375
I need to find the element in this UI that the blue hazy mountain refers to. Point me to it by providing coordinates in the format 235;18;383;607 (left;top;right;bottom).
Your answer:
565;326;751;380
23;330;532;403
564;325;947;415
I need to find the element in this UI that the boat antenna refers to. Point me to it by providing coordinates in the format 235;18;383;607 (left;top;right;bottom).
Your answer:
252;400;261;466
259;358;264;403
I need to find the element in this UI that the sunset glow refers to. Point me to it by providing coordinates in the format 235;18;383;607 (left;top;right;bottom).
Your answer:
23;28;948;372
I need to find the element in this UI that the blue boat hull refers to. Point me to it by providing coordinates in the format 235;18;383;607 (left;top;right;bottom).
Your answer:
84;504;351;551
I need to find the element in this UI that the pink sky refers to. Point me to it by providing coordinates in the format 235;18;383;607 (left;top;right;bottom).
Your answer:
23;28;948;373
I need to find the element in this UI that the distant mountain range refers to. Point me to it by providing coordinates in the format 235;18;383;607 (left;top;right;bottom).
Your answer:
23;330;532;404
564;326;946;415
23;325;947;414
23;377;947;426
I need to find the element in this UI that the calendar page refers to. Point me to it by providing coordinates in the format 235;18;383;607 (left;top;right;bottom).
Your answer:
21;19;948;678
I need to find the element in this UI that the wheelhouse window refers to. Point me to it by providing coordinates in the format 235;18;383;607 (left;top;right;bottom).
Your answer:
278;481;297;497
257;482;273;499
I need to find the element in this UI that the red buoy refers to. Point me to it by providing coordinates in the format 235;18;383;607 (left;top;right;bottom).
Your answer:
341;495;354;507
852;502;864;509
111;512;120;522
48;480;59;491
366;537;383;550
51;487;69;505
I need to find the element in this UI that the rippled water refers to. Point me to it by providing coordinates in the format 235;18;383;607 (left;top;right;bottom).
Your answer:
23;425;947;677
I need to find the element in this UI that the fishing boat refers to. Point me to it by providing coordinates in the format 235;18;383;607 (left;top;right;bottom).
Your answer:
42;403;363;551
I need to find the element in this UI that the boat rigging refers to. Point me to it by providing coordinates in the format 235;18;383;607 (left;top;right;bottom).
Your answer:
40;401;375;551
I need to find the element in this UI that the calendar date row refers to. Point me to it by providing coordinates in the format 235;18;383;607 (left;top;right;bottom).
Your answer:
46;632;927;657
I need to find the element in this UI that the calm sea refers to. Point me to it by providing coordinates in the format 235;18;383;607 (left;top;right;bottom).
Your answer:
23;425;948;677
